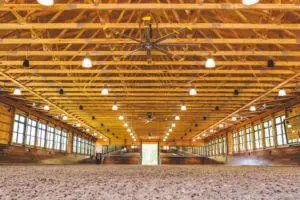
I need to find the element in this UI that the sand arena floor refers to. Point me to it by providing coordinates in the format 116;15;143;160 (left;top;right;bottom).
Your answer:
0;165;299;200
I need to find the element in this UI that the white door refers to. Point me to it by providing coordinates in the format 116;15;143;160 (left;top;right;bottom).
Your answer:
141;143;158;165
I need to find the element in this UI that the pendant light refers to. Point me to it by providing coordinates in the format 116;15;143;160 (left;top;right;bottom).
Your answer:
189;88;197;96
22;59;29;68
118;115;124;120
181;105;187;111
168;128;173;132
205;57;216;69
76;123;81;127
101;88;109;96
242;0;259;6
278;89;286;97
37;0;54;6
124;123;128;127
82;56;92;68
175;115;180;121
43;105;50;111
231;116;237;121
250;106;256;112
62;115;68;121
112;103;118;111
13;88;22;95
171;123;176;128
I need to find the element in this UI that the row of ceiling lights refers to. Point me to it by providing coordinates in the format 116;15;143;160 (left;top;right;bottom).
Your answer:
118;115;137;142
193;88;288;141
36;0;260;6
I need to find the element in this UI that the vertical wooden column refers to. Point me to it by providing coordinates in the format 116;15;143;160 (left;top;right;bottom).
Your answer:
244;126;247;151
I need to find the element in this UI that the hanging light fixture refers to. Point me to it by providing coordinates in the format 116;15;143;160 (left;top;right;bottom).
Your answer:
242;0;259;6
13;88;22;95
76;123;81;127
101;88;109;96
278;88;286;97
118;115;124;120
22;59;29;68
205;57;216;68
82;56;92;68
171;123;176;128
86;128;90;132
231;116;237;121
62;115;68;121
124;123;128;127
210;129;214;133
43;105;50;111
189;88;197;96
127;128;131;132
250;105;256;112
112;103;118;111
37;0;54;6
181;105;187;111
175;115;180;121
166;132;170;136
168;128;173;132
219;124;224;128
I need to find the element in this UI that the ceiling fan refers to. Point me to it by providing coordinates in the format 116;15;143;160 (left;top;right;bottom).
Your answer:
109;16;192;63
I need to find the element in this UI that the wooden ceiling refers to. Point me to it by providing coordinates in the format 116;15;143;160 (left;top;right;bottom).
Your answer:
0;0;299;144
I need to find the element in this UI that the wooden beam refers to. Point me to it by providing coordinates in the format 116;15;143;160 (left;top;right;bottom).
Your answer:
1;4;300;11
1;51;300;57
0;23;299;30
1;60;299;66
5;69;296;75
0;38;297;44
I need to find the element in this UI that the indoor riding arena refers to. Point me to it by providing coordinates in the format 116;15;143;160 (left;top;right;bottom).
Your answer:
0;0;299;200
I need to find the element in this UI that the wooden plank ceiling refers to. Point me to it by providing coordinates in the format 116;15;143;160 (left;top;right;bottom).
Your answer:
0;0;299;144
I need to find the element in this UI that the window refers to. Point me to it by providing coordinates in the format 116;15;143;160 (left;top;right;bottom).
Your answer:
233;132;239;153
54;128;61;150
73;136;78;153
25;118;37;146
12;114;26;144
46;126;55;149
239;129;245;152
218;138;223;155
254;124;263;149
223;136;227;154
61;131;68;151
275;115;287;145
264;120;274;147
37;122;46;147
245;127;252;151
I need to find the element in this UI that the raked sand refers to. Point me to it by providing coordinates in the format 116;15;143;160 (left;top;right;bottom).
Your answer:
0;165;299;200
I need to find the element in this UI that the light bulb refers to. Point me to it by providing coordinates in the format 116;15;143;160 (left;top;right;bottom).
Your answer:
205;57;216;68
163;139;166;142
13;88;22;95
37;0;54;6
43;105;50;111
210;129;214;133
101;88;109;95
171;123;176;128
86;128;89;132
82;56;92;68
250;106;256;112
242;0;259;6
278;89;286;97
62;115;68;121
112;104;118;111
231;116;237;121
127;128;131;132
118;115;124;120
175;115;180;121
219;124;224;128
203;133;206;136
76;123;81;127
189;88;197;96
181;105;187;111
168;128;173;132
124;123;128;127
166;132;170;136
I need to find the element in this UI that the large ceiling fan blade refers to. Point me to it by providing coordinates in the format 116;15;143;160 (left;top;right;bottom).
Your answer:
121;47;144;59
154;26;192;44
153;45;184;61
111;30;143;43
146;49;152;63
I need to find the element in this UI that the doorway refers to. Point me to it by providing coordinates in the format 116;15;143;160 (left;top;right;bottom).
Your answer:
141;143;159;165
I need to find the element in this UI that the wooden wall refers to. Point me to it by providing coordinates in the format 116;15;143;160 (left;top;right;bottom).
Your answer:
0;102;13;144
